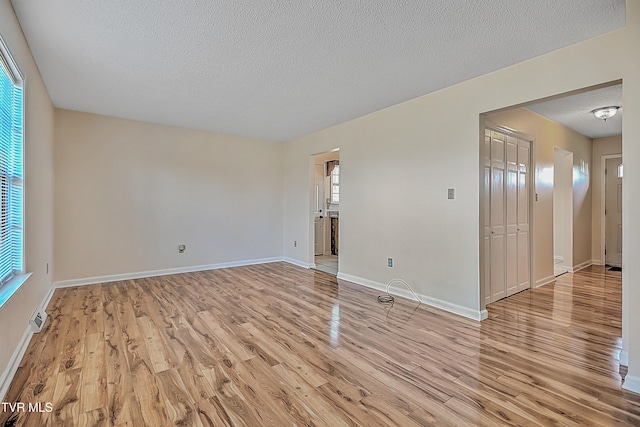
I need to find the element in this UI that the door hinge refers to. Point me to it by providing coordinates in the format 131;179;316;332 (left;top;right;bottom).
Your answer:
605;168;608;175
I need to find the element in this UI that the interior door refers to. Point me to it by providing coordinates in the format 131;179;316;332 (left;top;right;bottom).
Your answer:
517;140;531;291
314;164;325;256
314;218;324;256
505;136;519;297
483;130;492;306
605;157;623;267
486;128;531;304
490;131;506;302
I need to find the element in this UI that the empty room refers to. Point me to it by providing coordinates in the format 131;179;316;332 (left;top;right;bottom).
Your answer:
1;0;640;425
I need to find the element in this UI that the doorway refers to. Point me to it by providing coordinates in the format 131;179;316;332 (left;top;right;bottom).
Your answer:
483;126;532;304
553;148;573;276
311;150;340;275
604;156;623;268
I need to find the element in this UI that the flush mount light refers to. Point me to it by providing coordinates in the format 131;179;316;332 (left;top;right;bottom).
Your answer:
591;106;620;121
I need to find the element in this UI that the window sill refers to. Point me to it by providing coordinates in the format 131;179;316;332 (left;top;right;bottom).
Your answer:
0;273;32;310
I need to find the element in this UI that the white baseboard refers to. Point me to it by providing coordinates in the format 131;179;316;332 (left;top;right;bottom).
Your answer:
283;258;313;269
620;350;629;367
534;275;556;289
0;283;56;401
336;273;485;321
53;257;283;288
592;259;604;266
41;286;56;312
623;374;640;394
571;260;592;273
0;326;31;401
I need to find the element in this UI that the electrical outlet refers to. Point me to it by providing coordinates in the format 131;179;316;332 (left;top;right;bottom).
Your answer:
178;244;186;253
388;258;393;268
294;240;297;247
448;188;455;199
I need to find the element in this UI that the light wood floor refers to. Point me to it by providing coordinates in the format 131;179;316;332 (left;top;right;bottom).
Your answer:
2;263;639;426
313;255;338;276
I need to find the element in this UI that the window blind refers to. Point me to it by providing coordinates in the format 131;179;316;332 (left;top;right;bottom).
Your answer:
0;47;23;287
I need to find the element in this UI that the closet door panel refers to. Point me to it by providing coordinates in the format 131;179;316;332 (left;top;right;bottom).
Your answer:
490;131;506;302
483;131;492;304
486;129;532;304
517;140;531;290
505;136;519;296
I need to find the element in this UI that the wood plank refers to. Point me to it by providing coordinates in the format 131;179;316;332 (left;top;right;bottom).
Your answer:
77;407;108;427
51;368;82;425
0;287;72;426
102;291;144;426
79;332;107;413
2;264;637;426
155;369;205;427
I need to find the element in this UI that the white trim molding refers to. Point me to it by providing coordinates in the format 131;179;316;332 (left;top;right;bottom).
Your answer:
571;260;593;273
53;257;283;288
0;285;55;401
623;374;640;395
41;286;56;313
0;327;31;401
620;350;629;367
337;272;486;321
0;273;32;310
535;275;556;289
600;154;622;266
283;258;313;269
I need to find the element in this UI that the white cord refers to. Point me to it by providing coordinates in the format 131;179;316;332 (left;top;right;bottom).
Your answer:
377;278;421;304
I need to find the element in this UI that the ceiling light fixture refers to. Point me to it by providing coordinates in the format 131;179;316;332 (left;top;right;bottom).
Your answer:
591;106;620;121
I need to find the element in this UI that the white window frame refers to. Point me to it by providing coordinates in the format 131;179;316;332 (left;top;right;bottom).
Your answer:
330;164;339;203
0;34;30;309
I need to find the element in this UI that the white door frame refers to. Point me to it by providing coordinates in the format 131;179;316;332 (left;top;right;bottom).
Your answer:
480;121;534;308
601;154;623;265
553;147;574;274
313;163;326;256
309;149;340;268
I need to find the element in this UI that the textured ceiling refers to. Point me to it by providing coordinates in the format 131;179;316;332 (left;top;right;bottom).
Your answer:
527;84;622;139
11;0;625;141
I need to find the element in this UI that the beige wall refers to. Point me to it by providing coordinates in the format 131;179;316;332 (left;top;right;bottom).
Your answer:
284;30;626;319
54;110;284;282
622;1;640;385
591;136;622;264
2;0;640;396
285;2;640;382
0;0;55;388
486;107;593;279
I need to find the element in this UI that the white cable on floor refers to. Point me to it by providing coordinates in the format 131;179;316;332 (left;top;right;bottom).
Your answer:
377;278;421;304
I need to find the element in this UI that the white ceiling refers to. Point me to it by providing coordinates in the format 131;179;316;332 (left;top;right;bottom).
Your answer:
526;84;622;139
11;0;625;141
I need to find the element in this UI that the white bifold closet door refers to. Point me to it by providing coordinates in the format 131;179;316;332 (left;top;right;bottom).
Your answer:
486;129;531;304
